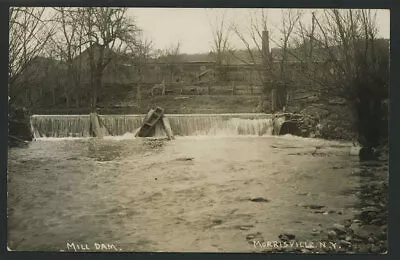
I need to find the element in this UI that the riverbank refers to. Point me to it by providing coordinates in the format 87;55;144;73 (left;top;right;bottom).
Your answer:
251;144;388;254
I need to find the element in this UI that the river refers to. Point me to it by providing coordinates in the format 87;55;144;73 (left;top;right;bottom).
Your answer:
7;135;384;252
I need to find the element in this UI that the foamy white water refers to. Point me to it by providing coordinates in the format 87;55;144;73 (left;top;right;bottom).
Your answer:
34;137;90;141
30;114;279;138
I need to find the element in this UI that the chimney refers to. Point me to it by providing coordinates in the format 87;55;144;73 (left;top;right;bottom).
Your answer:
262;30;270;61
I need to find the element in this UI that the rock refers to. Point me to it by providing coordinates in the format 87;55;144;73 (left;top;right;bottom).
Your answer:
368;237;375;243
238;225;254;230
279;233;295;241
370;219;383;225
360;224;381;236
351;224;381;239
364;211;378;221
332;223;346;234
350;223;361;232
378;231;387;240
352;237;364;243
302;204;325;210
327;230;337;239
311;228;322;237
339;240;352;248
345;236;352;241
328;97;346;105
249;197;270;203
362;206;380;213
352;219;361;224
212;219;223;225
246;234;255;240
9;106;33;146
358;245;370;253
343;219;352;227
380;225;387;232
246;232;262;241
369;244;381;253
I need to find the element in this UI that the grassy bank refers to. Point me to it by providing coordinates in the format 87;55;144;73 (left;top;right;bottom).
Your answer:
33;95;262;115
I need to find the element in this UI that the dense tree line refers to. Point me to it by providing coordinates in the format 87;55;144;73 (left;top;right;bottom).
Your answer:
9;8;389;147
217;9;389;147
9;7;146;111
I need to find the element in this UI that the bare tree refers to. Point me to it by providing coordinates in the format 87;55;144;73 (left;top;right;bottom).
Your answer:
232;9;301;111
49;7;87;108
74;7;140;109
290;9;388;146
293;10;389;100
231;10;270;82
277;10;302;81
207;9;233;82
131;38;153;102
9;7;55;106
159;42;182;85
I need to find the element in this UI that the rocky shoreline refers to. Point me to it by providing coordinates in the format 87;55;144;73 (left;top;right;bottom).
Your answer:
325;151;388;254
247;145;388;254
8;106;33;147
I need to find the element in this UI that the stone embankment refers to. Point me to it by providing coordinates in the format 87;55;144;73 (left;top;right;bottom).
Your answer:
9;105;33;147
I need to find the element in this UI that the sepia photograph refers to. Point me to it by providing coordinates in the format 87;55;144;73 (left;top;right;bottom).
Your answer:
7;7;389;253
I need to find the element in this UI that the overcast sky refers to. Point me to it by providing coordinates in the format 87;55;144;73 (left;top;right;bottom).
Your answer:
128;8;390;54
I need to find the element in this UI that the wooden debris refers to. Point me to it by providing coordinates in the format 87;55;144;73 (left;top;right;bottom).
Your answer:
90;113;109;138
137;107;164;137
161;117;174;140
136;107;175;140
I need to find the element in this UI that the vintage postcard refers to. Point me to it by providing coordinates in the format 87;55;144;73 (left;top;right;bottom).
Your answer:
7;7;389;253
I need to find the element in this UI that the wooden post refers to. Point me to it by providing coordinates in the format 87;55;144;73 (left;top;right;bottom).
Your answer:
90;113;106;138
271;89;277;112
161;116;174;140
262;30;272;110
144;109;155;122
136;108;155;137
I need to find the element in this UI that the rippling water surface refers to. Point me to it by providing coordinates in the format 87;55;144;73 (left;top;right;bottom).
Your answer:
8;135;367;252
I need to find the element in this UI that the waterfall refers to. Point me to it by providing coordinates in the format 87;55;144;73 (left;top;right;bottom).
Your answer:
30;115;91;138
98;115;143;136
167;114;274;136
30;113;278;138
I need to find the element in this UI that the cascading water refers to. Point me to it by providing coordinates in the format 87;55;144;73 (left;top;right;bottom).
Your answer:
30;113;280;138
30;115;91;138
98;115;143;136
167;114;274;136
